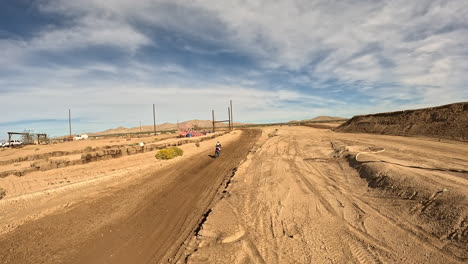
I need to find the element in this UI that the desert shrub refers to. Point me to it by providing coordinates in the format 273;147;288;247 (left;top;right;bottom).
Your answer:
84;146;93;152
195;142;200;147
172;147;183;156
21;129;35;144
0;188;6;200
155;147;184;160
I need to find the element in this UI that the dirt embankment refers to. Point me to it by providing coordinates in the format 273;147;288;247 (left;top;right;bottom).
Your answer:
336;102;468;141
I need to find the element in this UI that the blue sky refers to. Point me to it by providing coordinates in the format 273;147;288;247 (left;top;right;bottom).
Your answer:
1;0;468;137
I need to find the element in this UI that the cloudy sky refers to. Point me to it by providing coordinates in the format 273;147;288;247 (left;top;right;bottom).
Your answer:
1;0;467;137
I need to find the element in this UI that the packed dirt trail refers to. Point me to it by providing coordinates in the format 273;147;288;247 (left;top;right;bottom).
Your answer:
0;130;261;264
186;126;467;264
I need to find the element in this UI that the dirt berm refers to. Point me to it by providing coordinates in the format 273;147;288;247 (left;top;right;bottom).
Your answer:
336;102;468;141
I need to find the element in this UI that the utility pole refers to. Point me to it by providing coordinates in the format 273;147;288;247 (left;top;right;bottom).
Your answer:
212;110;215;133
68;109;72;137
228;107;231;130
230;100;233;129
153;104;156;135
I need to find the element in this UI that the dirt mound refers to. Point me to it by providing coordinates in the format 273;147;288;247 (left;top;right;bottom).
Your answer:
336;102;468;141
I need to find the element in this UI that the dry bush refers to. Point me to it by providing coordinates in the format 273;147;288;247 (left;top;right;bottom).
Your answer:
21;129;35;144
195;142;200;147
84;146;93;152
0;188;6;200
155;147;184;160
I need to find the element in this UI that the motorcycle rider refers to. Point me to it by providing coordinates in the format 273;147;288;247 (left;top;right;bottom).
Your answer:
215;141;222;157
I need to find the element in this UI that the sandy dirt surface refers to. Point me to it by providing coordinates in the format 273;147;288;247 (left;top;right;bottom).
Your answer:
0;129;260;264
186;126;467;263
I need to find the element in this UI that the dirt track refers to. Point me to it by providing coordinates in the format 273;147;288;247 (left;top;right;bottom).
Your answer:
187;126;467;263
0;129;260;264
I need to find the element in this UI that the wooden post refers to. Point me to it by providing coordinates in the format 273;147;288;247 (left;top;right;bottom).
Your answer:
68;109;72;137
212;110;215;133
228;107;231;130
153;104;156;135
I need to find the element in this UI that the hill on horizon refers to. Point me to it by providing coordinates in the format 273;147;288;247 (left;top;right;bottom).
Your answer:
89;120;247;136
301;116;348;122
88;116;347;136
288;116;348;123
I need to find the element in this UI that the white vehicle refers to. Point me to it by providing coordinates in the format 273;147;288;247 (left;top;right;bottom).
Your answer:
73;134;89;141
2;140;23;147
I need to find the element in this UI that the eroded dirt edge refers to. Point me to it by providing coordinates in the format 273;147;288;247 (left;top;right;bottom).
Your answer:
335;141;468;260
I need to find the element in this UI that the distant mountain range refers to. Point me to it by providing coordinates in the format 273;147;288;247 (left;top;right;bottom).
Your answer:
89;120;247;136
88;116;347;136
288;116;347;123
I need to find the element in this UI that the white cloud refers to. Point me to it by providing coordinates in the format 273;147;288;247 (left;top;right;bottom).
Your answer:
1;0;468;137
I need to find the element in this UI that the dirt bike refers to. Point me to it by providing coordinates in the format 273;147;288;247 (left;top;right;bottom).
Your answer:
215;147;221;158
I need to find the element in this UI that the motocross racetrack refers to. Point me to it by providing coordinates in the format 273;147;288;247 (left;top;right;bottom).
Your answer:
0;126;467;264
0;130;260;264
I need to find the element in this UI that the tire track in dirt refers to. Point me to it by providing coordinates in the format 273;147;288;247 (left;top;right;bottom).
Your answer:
297;139;459;263
288;129;464;263
183;126;466;263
